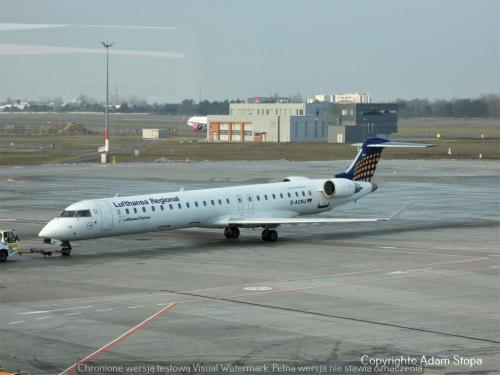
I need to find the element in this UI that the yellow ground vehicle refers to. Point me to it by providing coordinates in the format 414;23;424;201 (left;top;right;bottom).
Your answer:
0;229;20;262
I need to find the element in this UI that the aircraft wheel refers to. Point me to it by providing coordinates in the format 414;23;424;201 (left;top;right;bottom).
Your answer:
261;229;270;241
224;227;240;239
0;250;7;263
267;230;278;242
231;227;240;239
61;247;72;256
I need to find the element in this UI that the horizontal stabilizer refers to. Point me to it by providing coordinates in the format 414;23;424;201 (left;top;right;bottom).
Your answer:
352;141;435;148
336;138;435;182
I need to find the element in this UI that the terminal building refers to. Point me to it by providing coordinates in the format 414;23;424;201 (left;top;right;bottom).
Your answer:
208;102;305;142
206;96;397;144
328;103;398;143
289;102;397;143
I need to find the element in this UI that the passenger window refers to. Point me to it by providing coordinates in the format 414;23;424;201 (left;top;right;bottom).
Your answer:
302;191;306;197
186;202;190;208
116;209;121;215
280;193;284;199
248;196;252;202
211;200;215;206
169;204;173;210
226;198;230;204
203;201;207;206
257;195;260;201
308;190;312;196
134;208;137;213
152;206;155;212
272;194;276;199
218;199;222;205
195;201;199;207
178;203;182;209
264;195;268;200
142;207;146;213
238;197;242;203
287;192;291;198
160;205;164;211
125;208;130;214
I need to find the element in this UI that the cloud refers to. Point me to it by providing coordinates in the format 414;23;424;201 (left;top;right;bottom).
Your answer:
0;23;66;31
0;44;184;58
79;24;177;30
0;23;176;31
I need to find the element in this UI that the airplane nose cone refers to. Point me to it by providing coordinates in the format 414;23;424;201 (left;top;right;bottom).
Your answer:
39;220;57;239
38;223;51;238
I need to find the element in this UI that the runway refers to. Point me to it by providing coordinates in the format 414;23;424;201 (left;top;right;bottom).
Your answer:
0;160;499;374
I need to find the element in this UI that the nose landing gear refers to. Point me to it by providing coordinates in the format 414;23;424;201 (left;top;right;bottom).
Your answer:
61;241;72;256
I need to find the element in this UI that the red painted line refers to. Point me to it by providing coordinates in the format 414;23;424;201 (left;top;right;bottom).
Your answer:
222;264;498;301
2;257;491;313
222;271;449;300
59;303;176;375
166;265;497;307
173;268;388;294
428;257;489;266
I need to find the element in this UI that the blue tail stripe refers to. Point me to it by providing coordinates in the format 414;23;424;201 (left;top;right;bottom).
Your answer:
335;138;389;182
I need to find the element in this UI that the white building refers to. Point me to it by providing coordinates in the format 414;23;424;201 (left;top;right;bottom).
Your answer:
307;94;334;103
142;128;167;139
307;93;371;104
0;101;29;111
222;103;306;142
334;93;371;104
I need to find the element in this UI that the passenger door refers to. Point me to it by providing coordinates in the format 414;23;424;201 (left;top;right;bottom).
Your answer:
236;195;244;210
94;201;113;231
246;194;254;210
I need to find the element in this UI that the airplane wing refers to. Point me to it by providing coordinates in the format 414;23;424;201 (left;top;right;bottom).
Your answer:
219;208;404;227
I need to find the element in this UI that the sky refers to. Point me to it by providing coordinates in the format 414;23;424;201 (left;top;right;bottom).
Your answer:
0;0;499;103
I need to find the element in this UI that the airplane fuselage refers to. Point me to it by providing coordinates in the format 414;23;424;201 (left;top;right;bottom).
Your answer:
39;178;374;242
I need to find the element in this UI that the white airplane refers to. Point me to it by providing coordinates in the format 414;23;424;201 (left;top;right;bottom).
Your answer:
38;138;433;255
187;116;207;131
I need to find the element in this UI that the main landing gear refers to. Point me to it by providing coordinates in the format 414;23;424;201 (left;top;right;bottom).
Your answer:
224;226;240;239
261;229;278;242
223;227;278;242
61;241;72;256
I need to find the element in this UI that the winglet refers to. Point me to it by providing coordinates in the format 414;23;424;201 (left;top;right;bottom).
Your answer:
382;206;406;221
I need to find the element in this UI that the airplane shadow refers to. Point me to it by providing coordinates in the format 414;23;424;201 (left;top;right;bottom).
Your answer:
5;218;498;267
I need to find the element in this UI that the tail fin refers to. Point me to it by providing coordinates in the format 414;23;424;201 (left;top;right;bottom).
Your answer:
335;138;435;182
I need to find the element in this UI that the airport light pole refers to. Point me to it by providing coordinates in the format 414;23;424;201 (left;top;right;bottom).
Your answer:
101;41;114;162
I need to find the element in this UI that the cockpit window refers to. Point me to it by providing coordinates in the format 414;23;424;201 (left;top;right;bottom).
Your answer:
59;210;92;218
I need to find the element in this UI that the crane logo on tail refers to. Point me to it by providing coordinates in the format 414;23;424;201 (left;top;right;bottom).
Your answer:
352;150;382;182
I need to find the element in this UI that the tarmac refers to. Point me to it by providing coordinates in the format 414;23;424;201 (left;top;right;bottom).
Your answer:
0;160;499;374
